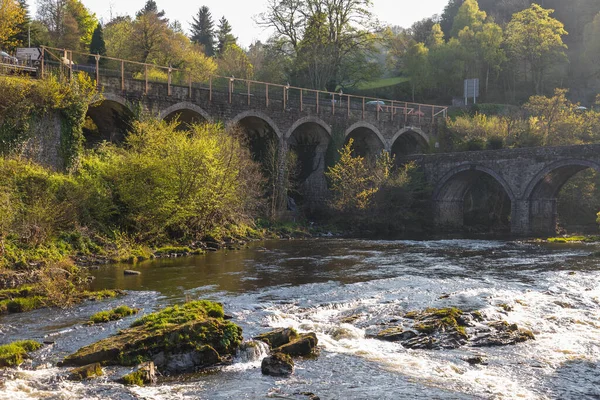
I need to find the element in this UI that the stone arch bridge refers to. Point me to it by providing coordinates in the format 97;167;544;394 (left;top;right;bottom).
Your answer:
409;144;600;236
39;48;599;236
73;57;446;205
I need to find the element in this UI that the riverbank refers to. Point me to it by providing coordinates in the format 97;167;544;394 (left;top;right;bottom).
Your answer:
1;238;598;399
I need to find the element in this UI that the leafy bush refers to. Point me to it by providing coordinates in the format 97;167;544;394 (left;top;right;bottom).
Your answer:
325;141;430;233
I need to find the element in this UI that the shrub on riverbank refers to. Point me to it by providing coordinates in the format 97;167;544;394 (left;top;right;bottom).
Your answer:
325;141;431;234
0;120;263;272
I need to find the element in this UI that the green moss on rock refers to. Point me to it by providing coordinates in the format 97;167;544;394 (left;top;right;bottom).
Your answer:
89;305;139;324
68;363;103;381
0;340;42;368
62;301;242;373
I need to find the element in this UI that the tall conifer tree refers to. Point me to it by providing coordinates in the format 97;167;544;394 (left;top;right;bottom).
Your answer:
190;6;215;56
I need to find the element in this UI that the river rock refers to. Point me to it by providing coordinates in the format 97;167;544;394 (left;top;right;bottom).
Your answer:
261;353;294;377
68;363;103;381
274;332;318;356
255;328;299;349
121;361;156;386
470;321;535;347
152;346;220;374
373;327;417;342
61;301;243;375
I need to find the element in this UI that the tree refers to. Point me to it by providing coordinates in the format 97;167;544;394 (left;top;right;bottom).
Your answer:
10;0;31;48
88;23;106;64
136;0;166;20
130;1;169;63
216;16;236;55
104;16;134;59
0;0;25;49
257;0;378;90
583;12;600;78
190;6;215;57
218;43;253;79
427;23;445;47
505;4;568;94
405;41;430;101
410;17;437;44
66;0;97;49
249;39;292;84
440;0;462;39
35;0;97;51
451;0;486;38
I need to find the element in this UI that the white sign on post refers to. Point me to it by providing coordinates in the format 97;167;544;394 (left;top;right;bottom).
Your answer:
464;78;480;105
16;48;42;61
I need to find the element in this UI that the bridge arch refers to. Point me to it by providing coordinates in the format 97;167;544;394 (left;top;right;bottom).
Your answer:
344;122;386;159
159;102;212;130
230;110;282;139
523;159;600;234
286;116;332;208
434;164;515;232
285;116;331;140
390;127;429;157
84;94;135;146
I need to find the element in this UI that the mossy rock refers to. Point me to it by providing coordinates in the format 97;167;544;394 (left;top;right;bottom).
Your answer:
274;332;318;357
254;328;298;349
62;301;242;373
261;352;294;377
68;363;103;381
121;362;156;386
89;305;139;324
374;327;416;342
0;340;42;368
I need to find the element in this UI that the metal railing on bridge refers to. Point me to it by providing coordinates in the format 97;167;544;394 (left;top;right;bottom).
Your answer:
40;46;448;125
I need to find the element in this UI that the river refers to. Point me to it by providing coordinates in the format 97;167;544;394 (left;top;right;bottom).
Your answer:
1;239;599;399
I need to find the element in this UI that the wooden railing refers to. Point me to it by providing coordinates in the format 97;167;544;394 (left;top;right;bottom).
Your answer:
40;46;448;124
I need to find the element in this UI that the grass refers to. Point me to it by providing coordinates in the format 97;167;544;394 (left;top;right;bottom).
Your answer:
0;340;42;367
0;285;123;316
547;235;600;243
356;76;410;90
89;305;139;324
130;300;225;331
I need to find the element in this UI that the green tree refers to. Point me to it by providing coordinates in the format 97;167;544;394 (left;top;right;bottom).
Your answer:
405;41;430;101
505;4;568;94
218;43;253;79
35;0;97;52
0;0;25;49
257;0;378;90
216;16;236;55
440;0;462;38
427;23;444;47
103;16;134;59
130;1;169;63
326;139;376;212
451;0;486;38
190;6;215;57
88;23;106;63
66;0;97;49
9;0;31;49
583;12;600;79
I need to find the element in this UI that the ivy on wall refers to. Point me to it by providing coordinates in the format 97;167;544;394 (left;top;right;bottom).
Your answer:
0;74;100;170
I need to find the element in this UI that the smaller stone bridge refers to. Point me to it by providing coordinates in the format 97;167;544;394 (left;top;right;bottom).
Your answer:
410;144;600;236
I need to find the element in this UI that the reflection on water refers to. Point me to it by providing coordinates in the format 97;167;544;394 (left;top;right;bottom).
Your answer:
2;238;600;400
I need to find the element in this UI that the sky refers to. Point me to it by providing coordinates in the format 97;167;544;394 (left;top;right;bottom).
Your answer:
29;0;449;47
